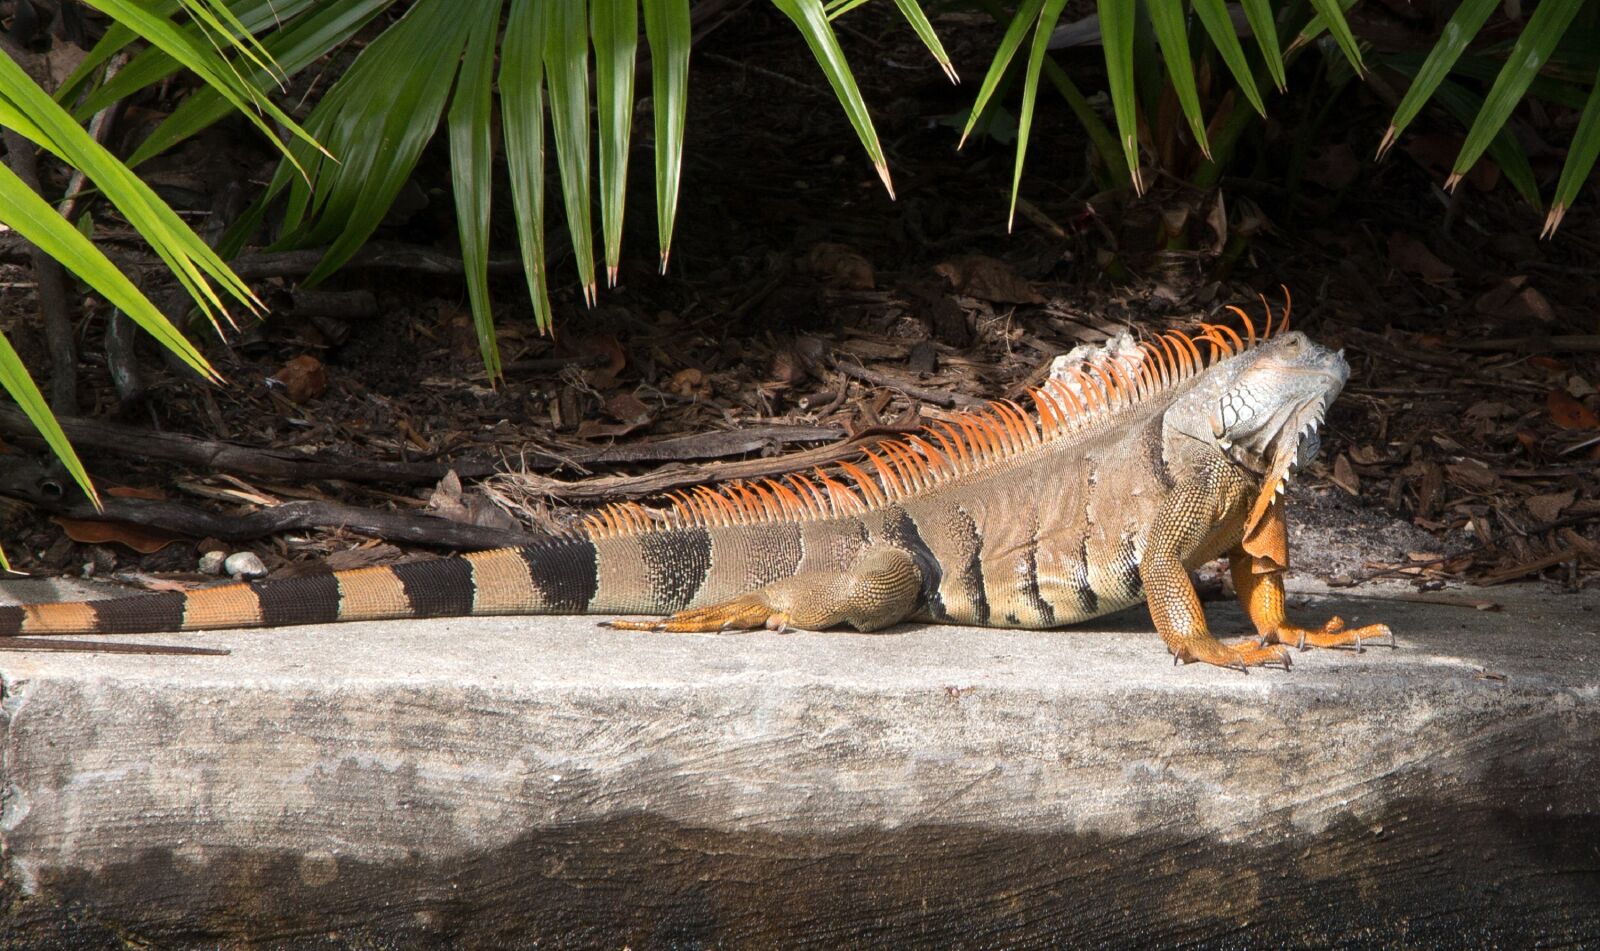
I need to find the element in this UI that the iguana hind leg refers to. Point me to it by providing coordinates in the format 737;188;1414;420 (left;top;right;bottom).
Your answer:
1229;553;1394;651
606;546;922;634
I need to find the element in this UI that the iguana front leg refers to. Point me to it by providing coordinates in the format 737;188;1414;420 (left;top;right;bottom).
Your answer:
1141;473;1292;672
1228;555;1395;652
606;546;922;633
1228;489;1394;651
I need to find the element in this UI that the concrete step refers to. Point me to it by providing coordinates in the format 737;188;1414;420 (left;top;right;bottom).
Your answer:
1;578;1597;947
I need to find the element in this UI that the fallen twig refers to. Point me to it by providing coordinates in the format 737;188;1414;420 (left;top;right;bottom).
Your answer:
1475;546;1581;586
1445;334;1600;353
0;404;500;484
496;430;914;504
833;359;986;409
36;497;543;550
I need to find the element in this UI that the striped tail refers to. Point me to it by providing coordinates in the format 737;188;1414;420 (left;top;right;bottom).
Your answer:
0;539;602;639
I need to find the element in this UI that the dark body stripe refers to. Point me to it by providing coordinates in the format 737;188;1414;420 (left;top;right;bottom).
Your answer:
639;528;713;611
88;592;187;634
258;573;341;627
0;606;22;635
523;541;599;612
1020;516;1056;626
1143;415;1176;490
1074;538;1099;614
883;506;944;619
391;558;475;617
750;522;804;588
1116;537;1144;598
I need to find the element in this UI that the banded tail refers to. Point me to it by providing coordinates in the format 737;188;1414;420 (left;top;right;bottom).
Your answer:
0;540;604;643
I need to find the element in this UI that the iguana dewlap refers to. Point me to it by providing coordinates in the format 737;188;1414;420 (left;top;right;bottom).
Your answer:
0;300;1392;670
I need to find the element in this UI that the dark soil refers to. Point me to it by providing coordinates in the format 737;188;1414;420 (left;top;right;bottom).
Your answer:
0;4;1596;598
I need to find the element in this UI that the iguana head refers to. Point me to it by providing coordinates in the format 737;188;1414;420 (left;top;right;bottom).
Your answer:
1210;331;1347;482
1167;330;1349;493
1158;329;1346;564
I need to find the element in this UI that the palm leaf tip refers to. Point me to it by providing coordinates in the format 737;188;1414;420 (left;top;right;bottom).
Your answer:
1541;205;1566;240
875;161;896;199
1376;125;1399;160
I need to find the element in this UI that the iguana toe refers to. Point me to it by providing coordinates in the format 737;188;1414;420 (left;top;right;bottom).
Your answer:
1267;618;1394;652
605;596;782;634
1176;638;1293;673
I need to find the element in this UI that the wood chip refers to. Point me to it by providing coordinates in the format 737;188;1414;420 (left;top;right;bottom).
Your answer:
1476;546;1580;586
1331;454;1360;495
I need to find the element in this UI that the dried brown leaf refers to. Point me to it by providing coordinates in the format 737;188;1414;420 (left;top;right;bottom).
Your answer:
1387;233;1453;282
50;517;182;554
1548;389;1599;430
667;367;710;399
1331;454;1360;495
934;255;1044;304
1526;489;1576;523
1473;276;1528;316
604;392;653;426
274;354;328;403
805;242;876;290
1446;461;1499;492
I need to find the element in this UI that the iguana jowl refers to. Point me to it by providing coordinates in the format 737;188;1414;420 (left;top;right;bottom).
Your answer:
0;299;1392;670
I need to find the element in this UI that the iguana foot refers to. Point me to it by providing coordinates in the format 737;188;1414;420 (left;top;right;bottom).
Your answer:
1262;617;1395;652
1173;637;1293;673
603;596;788;634
604;546;922;634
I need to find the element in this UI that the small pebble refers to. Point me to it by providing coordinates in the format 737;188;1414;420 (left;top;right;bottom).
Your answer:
198;551;228;575
223;552;267;580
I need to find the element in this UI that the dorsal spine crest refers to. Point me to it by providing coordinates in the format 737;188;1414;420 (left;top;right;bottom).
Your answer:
580;294;1293;541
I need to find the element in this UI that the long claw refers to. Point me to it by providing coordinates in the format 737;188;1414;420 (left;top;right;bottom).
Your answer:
1268;619;1394;653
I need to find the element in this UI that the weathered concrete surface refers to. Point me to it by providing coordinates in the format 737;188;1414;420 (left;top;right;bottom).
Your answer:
1;578;1596;947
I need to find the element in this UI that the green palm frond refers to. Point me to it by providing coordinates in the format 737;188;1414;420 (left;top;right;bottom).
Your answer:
0;0;316;505
189;0;946;372
972;0;1600;234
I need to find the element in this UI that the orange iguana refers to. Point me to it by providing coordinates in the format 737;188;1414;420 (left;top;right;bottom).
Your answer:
0;297;1392;670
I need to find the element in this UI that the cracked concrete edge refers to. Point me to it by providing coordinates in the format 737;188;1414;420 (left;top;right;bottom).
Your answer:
0;581;1596;945
0;584;1594;846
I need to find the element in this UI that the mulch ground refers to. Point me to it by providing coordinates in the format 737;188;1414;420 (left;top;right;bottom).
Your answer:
0;4;1595;595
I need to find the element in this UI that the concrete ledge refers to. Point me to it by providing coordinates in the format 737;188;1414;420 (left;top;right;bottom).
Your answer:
2;580;1597;946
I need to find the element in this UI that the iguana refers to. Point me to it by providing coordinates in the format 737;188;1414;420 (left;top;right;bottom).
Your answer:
0;298;1392;670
